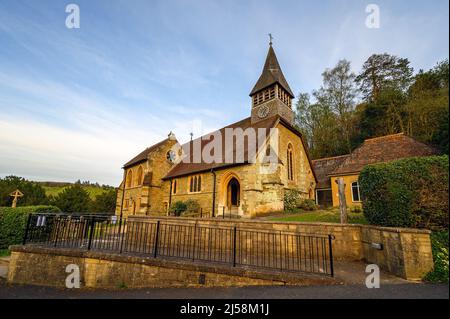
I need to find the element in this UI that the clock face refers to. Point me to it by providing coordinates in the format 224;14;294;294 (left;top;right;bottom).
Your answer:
166;150;176;163
257;105;270;118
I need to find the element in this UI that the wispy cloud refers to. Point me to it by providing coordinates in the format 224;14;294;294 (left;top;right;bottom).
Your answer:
0;0;448;185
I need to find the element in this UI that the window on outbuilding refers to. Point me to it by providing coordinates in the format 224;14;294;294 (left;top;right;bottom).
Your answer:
351;181;361;202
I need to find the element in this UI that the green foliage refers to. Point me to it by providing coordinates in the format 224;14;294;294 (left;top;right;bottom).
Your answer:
283;189;302;212
272;208;367;224
0;176;48;207
0;205;60;249
183;199;200;215
298;199;319;211
169;201;187;216
284;190;318;212
424;231;449;283
51;184;91;213
89;189;117;214
295;55;448;159
360;155;449;229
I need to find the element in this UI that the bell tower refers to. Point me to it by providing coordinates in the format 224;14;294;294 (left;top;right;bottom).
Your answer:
250;38;295;125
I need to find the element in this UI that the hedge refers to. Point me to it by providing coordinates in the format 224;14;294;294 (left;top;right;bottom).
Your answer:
359;155;448;230
0;205;60;249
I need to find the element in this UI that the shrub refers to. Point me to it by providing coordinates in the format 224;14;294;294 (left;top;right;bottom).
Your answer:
183;199;200;215
0;175;48;207
298;199;318;211
0;205;61;249
169;201;187;216
51;184;91;213
359;155;448;229
284;189;301;212
351;206;363;214
424;231;449;283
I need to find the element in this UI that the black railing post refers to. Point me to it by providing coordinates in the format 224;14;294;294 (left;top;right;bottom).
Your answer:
53;216;61;247
87;217;95;250
232;226;237;267
192;222;197;261
119;217;125;253
222;207;225;219
153;220;160;258
328;234;334;277
22;214;32;245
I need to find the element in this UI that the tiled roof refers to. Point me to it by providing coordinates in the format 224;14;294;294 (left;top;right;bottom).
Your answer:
249;45;294;97
163;116;280;179
123;138;169;168
312;155;351;189
331;133;440;175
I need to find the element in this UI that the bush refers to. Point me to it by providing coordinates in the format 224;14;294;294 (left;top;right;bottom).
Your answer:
169;201;187;216
284;189;301;212
51;184;91;213
298;199;319;211
360;155;448;229
0;205;60;249
0;175;48;207
89;189;117;214
183;199;200;215
424;231;449;283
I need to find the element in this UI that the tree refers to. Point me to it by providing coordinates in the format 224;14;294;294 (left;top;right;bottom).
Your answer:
0;176;48;207
89;189;117;214
294;93;343;159
51;184;91;213
313;59;357;153
356;53;413;102
405;60;449;153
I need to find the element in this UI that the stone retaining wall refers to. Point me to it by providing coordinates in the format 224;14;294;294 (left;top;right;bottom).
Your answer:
7;246;335;289
130;216;434;280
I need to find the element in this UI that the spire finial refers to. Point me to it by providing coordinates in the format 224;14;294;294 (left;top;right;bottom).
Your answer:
268;33;273;46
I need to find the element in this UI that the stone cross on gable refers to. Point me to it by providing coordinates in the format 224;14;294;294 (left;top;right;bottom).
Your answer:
268;33;273;45
9;189;24;208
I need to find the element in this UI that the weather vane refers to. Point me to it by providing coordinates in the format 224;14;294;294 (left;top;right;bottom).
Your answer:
268;33;273;46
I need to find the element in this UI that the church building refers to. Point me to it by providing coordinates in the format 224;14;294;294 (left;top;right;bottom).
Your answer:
115;43;317;218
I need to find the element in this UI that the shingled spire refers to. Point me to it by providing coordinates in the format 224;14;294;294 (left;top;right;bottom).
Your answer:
250;44;294;97
250;41;295;125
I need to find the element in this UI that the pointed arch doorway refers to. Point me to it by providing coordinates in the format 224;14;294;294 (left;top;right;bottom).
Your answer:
227;177;240;213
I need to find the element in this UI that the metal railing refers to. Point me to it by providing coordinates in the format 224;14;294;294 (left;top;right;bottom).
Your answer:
23;213;334;276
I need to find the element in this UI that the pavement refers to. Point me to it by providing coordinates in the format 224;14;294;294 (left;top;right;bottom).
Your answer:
0;255;447;299
0;277;447;299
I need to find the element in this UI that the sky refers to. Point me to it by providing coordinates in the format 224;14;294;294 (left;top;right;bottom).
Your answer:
0;0;448;186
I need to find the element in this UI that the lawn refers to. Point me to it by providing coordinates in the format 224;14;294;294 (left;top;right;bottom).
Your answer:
271;208;367;224
43;185;109;200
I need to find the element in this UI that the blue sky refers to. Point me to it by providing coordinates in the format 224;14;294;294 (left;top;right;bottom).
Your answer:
0;0;448;185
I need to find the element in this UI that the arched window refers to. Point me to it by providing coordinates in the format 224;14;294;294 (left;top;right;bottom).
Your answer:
351;181;361;202
197;175;201;192
172;180;177;194
126;170;133;188
189;175;202;193
287;144;294;181
136;166;143;186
